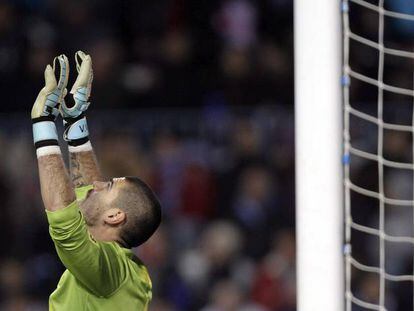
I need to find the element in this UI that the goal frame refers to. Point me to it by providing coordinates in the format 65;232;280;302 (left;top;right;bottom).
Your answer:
294;0;343;310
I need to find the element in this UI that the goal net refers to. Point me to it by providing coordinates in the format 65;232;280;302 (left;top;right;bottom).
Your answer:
343;0;414;309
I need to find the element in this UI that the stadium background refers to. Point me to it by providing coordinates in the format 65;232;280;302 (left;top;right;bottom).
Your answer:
0;0;413;310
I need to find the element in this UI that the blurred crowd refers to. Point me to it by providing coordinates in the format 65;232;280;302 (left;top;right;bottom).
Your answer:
4;0;414;310
0;0;292;111
0;106;295;311
0;0;296;310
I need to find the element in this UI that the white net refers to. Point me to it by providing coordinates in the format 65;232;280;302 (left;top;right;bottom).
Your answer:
343;0;414;310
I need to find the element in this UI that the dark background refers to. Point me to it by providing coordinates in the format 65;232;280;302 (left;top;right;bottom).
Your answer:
0;1;296;310
1;0;414;310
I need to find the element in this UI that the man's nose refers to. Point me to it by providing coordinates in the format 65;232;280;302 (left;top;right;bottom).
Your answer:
93;181;108;191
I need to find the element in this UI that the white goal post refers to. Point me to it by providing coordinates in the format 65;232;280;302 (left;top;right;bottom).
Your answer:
294;0;343;310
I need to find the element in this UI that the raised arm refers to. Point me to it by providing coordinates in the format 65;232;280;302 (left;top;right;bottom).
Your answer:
69;148;102;187
38;154;75;211
32;54;126;297
60;51;103;187
32;55;76;211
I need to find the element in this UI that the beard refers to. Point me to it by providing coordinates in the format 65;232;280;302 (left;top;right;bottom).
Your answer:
79;195;105;226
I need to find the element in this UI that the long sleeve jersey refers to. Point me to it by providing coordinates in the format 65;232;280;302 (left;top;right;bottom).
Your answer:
46;186;152;310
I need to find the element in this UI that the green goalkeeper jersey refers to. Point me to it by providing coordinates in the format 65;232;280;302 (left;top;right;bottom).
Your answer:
46;186;152;311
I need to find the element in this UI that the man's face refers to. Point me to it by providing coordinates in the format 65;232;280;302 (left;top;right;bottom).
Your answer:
79;177;129;226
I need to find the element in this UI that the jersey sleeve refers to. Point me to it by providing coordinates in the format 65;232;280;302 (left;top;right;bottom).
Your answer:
46;186;127;297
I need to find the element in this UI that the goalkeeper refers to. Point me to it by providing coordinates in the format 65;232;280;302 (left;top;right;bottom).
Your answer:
31;52;161;310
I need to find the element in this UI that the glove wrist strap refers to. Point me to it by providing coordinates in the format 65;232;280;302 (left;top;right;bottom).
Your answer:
63;115;89;146
32;117;59;149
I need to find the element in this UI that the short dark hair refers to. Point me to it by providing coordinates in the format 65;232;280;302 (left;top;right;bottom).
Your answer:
116;177;162;248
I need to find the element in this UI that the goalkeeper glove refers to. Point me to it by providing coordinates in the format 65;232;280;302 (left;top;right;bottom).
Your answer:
31;55;69;150
60;51;93;147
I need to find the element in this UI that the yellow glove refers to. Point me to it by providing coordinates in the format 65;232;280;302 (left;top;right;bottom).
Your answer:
32;55;69;149
60;51;93;147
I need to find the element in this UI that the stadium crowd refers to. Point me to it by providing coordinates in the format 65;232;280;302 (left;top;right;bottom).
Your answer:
0;0;296;310
0;106;296;310
1;0;414;310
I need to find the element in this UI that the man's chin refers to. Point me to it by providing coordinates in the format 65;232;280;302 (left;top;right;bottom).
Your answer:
86;188;94;199
78;204;93;226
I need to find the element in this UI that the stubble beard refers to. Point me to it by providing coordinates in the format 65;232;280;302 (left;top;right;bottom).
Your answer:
79;196;103;227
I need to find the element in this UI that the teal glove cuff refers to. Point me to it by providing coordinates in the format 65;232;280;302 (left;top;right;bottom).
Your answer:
32;118;59;149
63;115;89;146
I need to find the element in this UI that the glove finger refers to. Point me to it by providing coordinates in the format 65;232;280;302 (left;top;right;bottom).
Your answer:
32;64;57;119
60;89;70;111
70;53;92;94
43;64;57;92
54;54;69;94
75;50;87;72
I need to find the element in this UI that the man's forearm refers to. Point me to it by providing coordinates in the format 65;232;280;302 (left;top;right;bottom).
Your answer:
61;51;100;187
69;146;103;187
31;54;74;212
38;153;76;211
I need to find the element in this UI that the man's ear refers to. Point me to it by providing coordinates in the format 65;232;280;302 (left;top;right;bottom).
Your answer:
103;208;126;226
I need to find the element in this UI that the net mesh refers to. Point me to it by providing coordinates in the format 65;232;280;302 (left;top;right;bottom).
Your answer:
343;0;414;310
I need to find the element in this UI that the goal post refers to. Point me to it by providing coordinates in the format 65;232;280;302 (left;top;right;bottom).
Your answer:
294;0;343;310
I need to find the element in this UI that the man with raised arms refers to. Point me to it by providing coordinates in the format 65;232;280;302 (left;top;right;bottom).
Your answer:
31;52;161;310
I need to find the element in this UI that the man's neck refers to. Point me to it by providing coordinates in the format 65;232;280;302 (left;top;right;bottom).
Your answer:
87;226;128;248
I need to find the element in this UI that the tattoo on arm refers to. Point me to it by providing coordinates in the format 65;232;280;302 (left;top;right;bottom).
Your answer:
69;150;103;187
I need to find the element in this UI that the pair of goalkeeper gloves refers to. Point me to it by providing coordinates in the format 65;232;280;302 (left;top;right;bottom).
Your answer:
31;51;93;150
